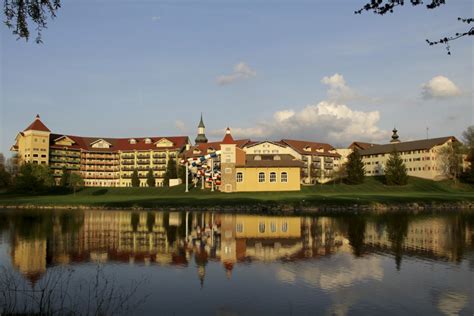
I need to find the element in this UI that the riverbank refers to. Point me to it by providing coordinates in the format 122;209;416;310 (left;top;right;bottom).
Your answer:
1;177;473;213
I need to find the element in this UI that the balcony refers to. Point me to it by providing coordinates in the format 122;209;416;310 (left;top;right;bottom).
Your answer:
324;163;333;170
121;166;135;171
121;160;135;165
324;157;334;163
313;163;321;169
153;159;167;164
153;166;166;171
121;154;134;159
137;154;150;159
153;154;166;159
137;160;150;165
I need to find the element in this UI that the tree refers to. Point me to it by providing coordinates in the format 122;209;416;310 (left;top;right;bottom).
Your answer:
68;173;84;195
59;166;70;187
14;163;54;192
345;150;365;184
4;0;61;43
355;1;473;55
0;165;11;189
131;169;140;187
384;149;408;185
163;157;177;186
461;126;474;183
0;153;5;167
438;141;464;183
146;169;155;187
178;164;187;183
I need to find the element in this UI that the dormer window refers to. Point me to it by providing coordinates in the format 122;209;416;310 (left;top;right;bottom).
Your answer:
254;155;262;161
129;139;137;144
207;147;215;153
304;146;311;152
90;139;112;149
145;138;152;144
193;148;201;154
274;155;281;160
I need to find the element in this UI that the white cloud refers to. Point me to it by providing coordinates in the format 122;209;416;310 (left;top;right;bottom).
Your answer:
321;73;359;102
175;120;186;133
216;62;257;85
421;76;461;99
210;74;389;145
151;16;161;21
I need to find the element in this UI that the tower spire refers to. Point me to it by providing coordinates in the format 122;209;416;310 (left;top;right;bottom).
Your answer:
195;114;208;144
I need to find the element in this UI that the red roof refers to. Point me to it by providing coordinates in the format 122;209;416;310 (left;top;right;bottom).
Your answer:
183;139;250;158
49;133;190;152
222;128;236;144
24;115;51;132
281;139;341;158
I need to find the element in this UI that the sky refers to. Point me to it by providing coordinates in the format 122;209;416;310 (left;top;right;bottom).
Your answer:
1;0;473;156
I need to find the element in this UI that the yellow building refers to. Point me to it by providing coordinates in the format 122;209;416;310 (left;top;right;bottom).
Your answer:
11;115;191;187
219;128;303;192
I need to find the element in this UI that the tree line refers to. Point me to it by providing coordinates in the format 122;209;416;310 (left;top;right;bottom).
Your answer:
0;155;187;193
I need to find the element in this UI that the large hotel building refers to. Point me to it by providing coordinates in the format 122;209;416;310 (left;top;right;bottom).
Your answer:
11;115;190;187
11;115;464;189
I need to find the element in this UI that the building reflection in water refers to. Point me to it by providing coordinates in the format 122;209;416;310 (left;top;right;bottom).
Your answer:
4;211;473;285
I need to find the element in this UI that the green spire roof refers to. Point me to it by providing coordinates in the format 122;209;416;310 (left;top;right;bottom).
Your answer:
198;113;205;128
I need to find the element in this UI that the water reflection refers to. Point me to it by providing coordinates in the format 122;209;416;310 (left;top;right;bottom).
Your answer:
0;210;472;286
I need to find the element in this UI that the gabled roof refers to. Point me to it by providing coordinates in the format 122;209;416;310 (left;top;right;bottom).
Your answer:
359;136;457;156
49;134;190;152
24;115;50;132
244;140;287;148
281;139;340;158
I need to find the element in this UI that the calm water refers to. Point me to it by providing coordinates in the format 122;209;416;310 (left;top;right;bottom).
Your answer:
0;209;473;315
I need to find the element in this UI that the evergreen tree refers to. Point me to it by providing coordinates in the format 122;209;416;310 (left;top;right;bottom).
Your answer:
164;157;177;186
146;169;155;187
345;150;365;184
384;149;408;185
59;166;70;187
131;169;140;187
177;165;187;183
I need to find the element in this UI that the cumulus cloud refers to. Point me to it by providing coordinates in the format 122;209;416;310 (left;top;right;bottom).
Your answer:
216;62;257;85
210;74;389;145
321;73;360;102
421;76;461;99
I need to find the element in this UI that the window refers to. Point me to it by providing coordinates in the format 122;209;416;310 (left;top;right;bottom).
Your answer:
258;172;265;182
282;222;288;232
236;223;243;233
259;222;265;233
270;222;276;232
281;172;288;183
270;172;277;182
236;172;243;182
225;168;232;174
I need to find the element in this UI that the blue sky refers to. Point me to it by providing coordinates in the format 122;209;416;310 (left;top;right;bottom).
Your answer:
1;0;472;155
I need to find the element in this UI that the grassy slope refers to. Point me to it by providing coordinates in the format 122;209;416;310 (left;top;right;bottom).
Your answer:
0;177;473;208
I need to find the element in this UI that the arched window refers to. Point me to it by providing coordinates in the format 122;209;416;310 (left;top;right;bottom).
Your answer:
270;172;277;183
281;172;288;183
236;172;243;182
258;172;265;183
270;222;276;233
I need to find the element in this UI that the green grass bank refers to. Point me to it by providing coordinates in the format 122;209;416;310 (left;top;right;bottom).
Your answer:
0;177;473;211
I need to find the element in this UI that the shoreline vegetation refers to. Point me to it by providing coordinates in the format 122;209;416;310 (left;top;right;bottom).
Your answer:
0;177;473;213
